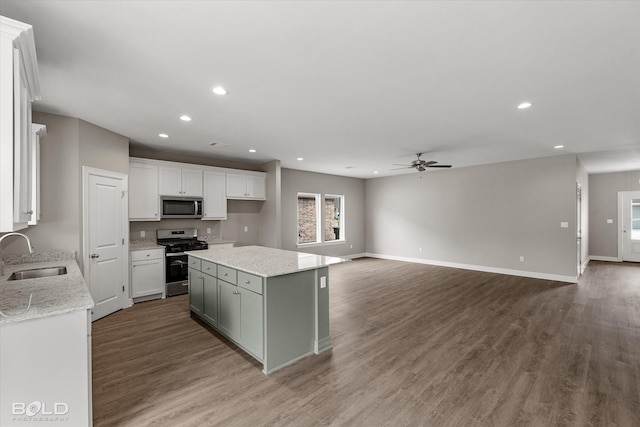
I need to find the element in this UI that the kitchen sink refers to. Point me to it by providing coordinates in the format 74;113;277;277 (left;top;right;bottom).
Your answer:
7;266;68;281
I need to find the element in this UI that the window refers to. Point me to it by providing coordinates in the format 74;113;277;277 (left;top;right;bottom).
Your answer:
297;193;345;245
324;195;344;242
297;193;320;244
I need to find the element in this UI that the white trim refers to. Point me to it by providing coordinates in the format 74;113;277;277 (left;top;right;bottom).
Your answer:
364;252;578;283
581;257;590;274
343;252;367;260
0;16;40;100
589;255;621;262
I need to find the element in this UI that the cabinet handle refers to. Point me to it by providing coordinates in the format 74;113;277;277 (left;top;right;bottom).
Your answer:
26;210;33;214
146;254;150;257
233;290;240;295
245;280;251;285
223;273;228;277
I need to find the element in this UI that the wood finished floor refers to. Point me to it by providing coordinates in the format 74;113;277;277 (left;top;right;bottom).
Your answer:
91;259;640;426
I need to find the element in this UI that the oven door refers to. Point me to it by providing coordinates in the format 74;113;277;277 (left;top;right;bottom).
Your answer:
166;253;189;296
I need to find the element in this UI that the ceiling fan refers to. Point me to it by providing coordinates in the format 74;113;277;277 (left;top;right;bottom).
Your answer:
392;153;452;172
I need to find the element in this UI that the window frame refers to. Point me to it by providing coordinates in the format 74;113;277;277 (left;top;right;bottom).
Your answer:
296;192;346;247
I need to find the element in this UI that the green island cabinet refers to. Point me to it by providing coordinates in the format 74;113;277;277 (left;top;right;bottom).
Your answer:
187;246;346;374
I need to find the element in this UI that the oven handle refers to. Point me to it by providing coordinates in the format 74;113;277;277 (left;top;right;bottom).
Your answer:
165;252;187;257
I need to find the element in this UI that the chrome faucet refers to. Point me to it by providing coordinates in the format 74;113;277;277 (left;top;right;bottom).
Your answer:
0;233;34;276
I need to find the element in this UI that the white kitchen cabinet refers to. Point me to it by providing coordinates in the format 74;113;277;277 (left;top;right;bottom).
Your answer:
28;123;46;225
130;248;165;301
0;16;41;232
226;172;266;200
129;159;160;221
159;165;202;197
202;170;227;220
0;309;92;427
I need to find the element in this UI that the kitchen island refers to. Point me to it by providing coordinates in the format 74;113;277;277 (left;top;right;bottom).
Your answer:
185;245;347;374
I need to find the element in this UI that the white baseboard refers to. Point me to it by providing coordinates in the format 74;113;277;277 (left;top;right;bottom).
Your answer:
343;253;368;260
581;257;590;274
589;255;621;262
364;252;578;284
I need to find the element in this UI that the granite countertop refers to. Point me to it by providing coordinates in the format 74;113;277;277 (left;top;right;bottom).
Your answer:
0;253;94;325
185;245;349;278
129;240;164;251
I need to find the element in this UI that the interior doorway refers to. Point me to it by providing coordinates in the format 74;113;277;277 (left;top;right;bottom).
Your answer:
618;191;640;262
577;183;582;277
82;166;129;321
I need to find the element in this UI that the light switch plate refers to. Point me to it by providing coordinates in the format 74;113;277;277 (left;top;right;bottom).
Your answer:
560;222;569;228
607;219;613;224
320;276;326;288
140;231;145;238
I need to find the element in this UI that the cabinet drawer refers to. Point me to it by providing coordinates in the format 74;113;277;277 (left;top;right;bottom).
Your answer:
188;257;202;270
238;271;263;295
217;265;237;284
131;248;164;261
202;260;217;276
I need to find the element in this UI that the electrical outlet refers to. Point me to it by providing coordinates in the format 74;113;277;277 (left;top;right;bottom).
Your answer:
607;219;613;224
419;247;423;253
244;226;248;232
207;227;211;234
140;231;145;238
350;244;353;249
520;256;525;262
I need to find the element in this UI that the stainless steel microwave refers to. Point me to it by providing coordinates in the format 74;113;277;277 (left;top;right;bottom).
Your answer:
161;197;203;219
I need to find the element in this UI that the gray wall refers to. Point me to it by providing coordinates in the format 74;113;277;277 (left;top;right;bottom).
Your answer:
259;160;282;248
589;170;640;258
2;112;129;268
281;168;366;257
366;155;579;278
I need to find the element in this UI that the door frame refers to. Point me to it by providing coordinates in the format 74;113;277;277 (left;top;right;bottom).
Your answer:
617;190;640;262
82;166;130;312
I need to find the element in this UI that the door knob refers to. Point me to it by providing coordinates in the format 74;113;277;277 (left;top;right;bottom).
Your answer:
90;253;99;259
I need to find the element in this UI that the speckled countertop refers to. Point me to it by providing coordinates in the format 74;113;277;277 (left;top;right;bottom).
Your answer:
129;240;163;251
185;245;349;278
0;253;94;325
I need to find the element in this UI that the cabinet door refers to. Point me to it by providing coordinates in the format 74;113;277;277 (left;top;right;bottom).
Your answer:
189;268;203;316
218;280;240;340
129;161;160;220
13;48;32;226
182;168;203;197
131;258;164;298
246;175;266;200
202;274;218;327
239;288;263;359
158;165;183;196
202;171;227;220
226;174;247;198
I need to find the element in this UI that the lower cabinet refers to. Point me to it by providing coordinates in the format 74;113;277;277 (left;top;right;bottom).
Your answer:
188;268;203;316
202;274;218;327
130;248;165;301
190;257;264;361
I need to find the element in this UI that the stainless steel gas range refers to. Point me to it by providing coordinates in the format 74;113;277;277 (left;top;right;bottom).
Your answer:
156;228;208;296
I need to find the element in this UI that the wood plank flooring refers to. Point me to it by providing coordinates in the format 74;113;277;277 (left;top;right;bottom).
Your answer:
91;259;640;426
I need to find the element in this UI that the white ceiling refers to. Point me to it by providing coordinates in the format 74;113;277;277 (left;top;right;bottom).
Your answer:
1;1;639;178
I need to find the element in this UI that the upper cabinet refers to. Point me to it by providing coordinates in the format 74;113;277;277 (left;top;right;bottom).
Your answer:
28;124;46;226
129;159;160;221
227;172;266;200
159;165;203;197
203;171;227;220
0;16;41;232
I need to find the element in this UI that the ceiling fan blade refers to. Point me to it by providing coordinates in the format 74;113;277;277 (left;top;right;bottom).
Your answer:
424;160;438;166
392;163;412;166
427;164;452;168
390;166;414;170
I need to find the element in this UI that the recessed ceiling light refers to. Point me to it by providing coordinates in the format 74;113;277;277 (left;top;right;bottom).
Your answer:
554;145;565;149
180;115;192;121
517;102;533;109
373;171;379;174
249;149;257;153
159;133;168;138
297;157;304;161
212;86;228;95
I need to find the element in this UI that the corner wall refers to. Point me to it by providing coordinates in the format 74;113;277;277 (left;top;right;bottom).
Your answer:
366;155;579;281
281;169;365;257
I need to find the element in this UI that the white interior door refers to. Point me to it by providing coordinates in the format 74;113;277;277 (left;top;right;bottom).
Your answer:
83;167;128;321
620;191;640;262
